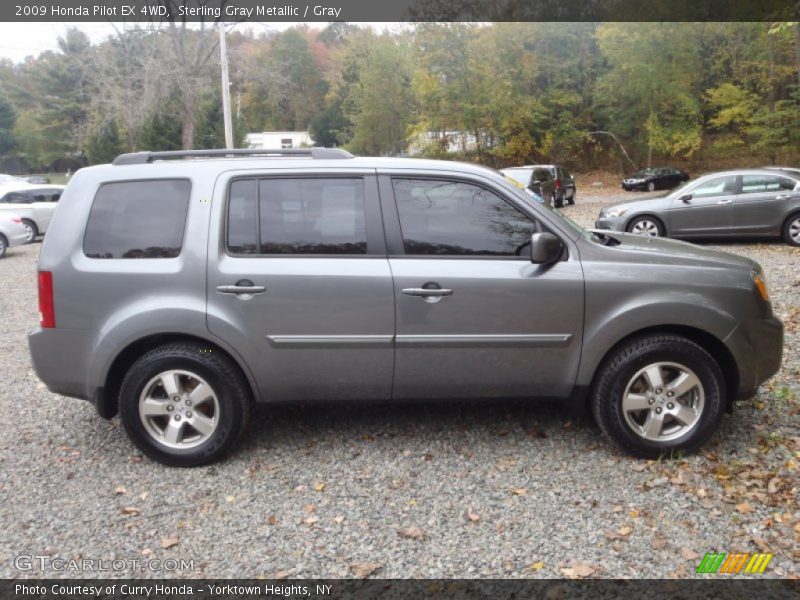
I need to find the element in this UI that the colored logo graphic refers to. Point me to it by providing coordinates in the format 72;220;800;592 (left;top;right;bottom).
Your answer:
696;552;773;574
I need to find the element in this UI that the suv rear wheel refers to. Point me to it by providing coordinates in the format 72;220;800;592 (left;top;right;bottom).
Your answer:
119;342;251;467
591;334;724;458
21;219;38;243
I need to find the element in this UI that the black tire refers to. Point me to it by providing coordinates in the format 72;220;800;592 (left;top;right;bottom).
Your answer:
567;191;576;205
119;342;252;467
21;219;38;243
591;334;725;458
555;192;564;208
0;234;7;258
782;213;800;247
626;215;665;237
647;181;656;192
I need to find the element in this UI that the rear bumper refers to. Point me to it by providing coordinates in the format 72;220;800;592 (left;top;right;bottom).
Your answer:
28;326;94;401
723;316;783;399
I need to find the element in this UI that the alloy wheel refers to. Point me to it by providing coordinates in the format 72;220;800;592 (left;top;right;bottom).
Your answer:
138;369;220;450
790;217;800;244
22;222;35;243
621;361;705;442
631;219;661;237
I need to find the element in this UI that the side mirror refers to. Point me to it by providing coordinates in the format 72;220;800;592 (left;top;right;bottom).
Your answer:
680;193;692;203
531;233;563;264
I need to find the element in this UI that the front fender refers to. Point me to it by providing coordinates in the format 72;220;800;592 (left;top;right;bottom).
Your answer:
576;294;738;387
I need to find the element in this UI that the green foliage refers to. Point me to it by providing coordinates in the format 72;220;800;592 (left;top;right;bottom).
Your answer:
2;22;799;171
0;93;16;154
85;119;124;164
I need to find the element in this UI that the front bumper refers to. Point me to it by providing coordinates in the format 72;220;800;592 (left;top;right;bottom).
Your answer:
594;217;626;232
723;316;783;399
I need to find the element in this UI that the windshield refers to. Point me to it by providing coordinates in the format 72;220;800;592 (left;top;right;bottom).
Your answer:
501;169;532;186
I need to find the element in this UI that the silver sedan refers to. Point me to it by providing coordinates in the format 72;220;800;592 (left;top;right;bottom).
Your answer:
595;168;800;246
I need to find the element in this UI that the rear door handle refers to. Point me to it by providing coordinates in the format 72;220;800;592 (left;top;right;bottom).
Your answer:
775;194;791;200
401;288;453;297
216;280;266;295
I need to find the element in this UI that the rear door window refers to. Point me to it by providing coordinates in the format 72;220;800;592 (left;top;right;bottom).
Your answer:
741;175;796;194
84;179;191;259
226;177;368;255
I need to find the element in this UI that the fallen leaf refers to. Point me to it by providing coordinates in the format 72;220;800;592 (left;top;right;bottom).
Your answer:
511;487;527;496
303;515;319;526
274;571;290;580
305;504;315;514
466;507;480;522
561;562;595;578
225;495;236;503
651;535;667;550
530;561;544;571
618;525;633;536
313;482;326;492
794;522;800;534
333;516;345;524
113;485;126;495
397;525;425;540
736;502;754;514
350;562;381;579
612;505;623;513
681;548;700;560
267;515;277;526
160;536;179;549
120;506;140;516
139;492;148;501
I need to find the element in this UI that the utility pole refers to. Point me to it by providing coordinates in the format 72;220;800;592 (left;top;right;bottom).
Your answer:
219;22;233;149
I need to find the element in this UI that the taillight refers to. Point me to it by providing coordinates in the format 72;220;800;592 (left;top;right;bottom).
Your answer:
11;217;22;224
38;271;55;328
554;179;561;190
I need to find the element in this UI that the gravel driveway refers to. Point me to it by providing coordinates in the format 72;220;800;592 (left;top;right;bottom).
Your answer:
0;196;798;579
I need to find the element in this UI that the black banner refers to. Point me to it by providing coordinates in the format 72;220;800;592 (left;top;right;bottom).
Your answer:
4;579;800;600
2;0;799;23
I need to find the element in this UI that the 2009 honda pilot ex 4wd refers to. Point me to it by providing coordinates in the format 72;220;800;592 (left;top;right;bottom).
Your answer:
28;148;783;467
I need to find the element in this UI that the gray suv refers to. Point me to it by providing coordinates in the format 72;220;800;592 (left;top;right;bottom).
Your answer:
29;149;783;466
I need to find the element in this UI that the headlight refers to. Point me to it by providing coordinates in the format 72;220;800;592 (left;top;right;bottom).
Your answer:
604;206;629;218
752;271;769;302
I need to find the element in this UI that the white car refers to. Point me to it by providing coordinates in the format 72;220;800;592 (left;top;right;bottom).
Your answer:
0;213;29;257
0;183;65;242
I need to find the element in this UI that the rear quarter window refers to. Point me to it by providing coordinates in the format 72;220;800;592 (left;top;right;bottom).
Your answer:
83;179;191;259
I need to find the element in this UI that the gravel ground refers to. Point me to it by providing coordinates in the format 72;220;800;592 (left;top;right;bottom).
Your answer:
0;194;798;580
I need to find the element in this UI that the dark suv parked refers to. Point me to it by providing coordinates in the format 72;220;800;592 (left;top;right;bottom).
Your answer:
28;148;782;466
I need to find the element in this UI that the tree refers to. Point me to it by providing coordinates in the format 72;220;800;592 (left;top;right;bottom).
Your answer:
0;93;15;154
85;119;124;164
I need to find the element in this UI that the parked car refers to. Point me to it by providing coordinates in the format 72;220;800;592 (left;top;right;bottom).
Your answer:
500;166;558;207
596;168;800;246
29;148;782;466
528;164;576;207
622;166;689;192
0;174;26;184
764;166;800;177
0;213;28;258
0;184;65;242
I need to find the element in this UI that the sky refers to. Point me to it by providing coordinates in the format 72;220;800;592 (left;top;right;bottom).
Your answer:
0;22;400;64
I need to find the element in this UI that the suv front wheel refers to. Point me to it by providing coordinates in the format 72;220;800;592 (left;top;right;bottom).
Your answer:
591;334;724;458
119;342;251;467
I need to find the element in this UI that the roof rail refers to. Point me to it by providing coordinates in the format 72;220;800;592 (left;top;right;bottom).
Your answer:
112;147;354;165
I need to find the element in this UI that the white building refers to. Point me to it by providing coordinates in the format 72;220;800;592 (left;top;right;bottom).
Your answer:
245;131;315;150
